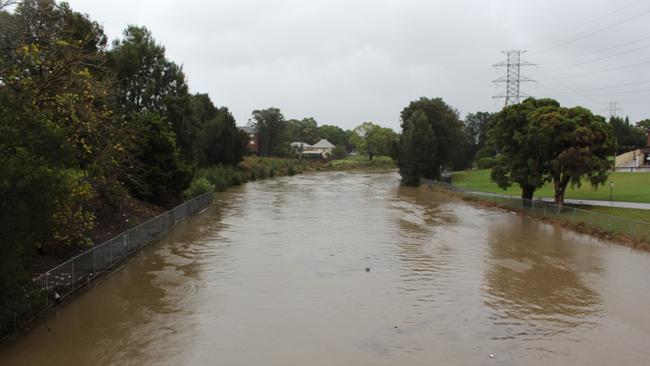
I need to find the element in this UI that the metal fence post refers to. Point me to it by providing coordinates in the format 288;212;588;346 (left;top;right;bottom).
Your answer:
71;260;75;288
45;272;49;309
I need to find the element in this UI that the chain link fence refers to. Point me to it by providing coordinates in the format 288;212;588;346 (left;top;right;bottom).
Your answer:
422;179;650;244
13;191;213;333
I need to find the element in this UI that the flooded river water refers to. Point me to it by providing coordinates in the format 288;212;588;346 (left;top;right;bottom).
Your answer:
2;171;650;365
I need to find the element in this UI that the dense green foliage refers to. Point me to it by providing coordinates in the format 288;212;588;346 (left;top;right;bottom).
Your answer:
195;108;247;167
398;97;464;185
0;0;249;335
287;117;319;145
122;113;193;205
487;98;560;200
109;26;196;160
184;158;316;198
486;98;615;205
608;116;645;153
349;122;399;161
529;105;614;205
249;109;363;158
250;108;288;157
317;125;350;150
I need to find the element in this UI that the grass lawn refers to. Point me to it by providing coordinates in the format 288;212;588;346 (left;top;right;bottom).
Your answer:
572;205;650;223
452;169;650;203
330;155;393;166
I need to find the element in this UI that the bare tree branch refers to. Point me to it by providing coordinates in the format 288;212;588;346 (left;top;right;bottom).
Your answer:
0;1;18;11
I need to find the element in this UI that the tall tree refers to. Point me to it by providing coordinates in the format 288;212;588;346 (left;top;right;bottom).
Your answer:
608;116;645;153
250;107;287;157
398;97;464;185
123;112;193;205
529;106;614;206
487;98;559;200
195;107;247;167
464;111;494;160
350;122;398;160
317;124;349;149
287;117;319;144
398;110;435;185
636;119;650;134
0;0;125;333
108;26;195;160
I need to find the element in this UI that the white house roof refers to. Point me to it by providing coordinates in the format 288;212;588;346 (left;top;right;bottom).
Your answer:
290;141;312;148
239;126;257;134
312;139;335;148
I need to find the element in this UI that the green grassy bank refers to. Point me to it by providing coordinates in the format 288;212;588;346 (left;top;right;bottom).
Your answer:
452;169;650;204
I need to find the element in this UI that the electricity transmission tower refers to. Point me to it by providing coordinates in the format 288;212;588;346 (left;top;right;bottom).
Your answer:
605;101;622;118
493;50;535;107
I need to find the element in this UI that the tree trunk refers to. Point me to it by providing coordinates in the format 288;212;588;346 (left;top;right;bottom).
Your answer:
553;177;569;208
521;185;535;201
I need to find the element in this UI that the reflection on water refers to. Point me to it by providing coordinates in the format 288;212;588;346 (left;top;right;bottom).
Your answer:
484;222;602;341
2;171;650;365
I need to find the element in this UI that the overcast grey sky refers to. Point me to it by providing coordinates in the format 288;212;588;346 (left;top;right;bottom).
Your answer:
67;0;650;130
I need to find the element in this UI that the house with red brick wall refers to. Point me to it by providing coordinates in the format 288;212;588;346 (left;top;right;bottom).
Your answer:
239;126;259;155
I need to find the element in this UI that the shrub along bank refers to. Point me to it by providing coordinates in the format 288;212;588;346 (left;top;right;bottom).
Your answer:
183;156;397;198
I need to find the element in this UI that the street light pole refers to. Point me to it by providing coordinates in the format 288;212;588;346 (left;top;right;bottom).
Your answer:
609;181;614;202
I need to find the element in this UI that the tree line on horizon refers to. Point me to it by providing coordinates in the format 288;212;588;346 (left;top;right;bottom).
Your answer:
397;96;650;207
248;108;399;160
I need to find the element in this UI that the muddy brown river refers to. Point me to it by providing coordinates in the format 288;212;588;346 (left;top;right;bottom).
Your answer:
1;171;650;365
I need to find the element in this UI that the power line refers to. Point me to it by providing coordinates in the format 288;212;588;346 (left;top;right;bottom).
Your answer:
526;0;646;48
530;42;650;76
533;66;604;105
536;59;650;80
552;88;650;98
536;34;650;64
550;80;650;94
492;50;535;106
528;7;650;56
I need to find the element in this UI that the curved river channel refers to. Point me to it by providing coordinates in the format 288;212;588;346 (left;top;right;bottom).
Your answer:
2;171;650;365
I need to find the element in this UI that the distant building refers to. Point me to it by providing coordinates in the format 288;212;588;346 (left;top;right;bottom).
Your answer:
290;139;336;159
290;142;311;151
239;126;259;154
311;139;336;156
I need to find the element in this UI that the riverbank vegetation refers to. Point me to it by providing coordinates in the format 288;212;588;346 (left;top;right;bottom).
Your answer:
183;155;397;198
453;169;650;204
393;96;642;210
248;108;398;160
0;0;399;337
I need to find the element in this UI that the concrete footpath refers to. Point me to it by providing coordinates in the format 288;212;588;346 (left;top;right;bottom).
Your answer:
463;189;650;210
539;198;650;210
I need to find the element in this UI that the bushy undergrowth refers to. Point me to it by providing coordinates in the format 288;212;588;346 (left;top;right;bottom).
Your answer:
183;156;397;199
183;157;311;198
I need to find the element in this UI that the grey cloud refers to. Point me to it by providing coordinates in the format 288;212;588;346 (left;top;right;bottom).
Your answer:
68;0;649;129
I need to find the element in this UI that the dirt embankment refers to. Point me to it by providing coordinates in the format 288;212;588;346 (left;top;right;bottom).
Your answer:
26;195;165;277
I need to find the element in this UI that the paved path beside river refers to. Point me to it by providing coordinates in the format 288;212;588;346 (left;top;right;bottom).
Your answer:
541;198;650;210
